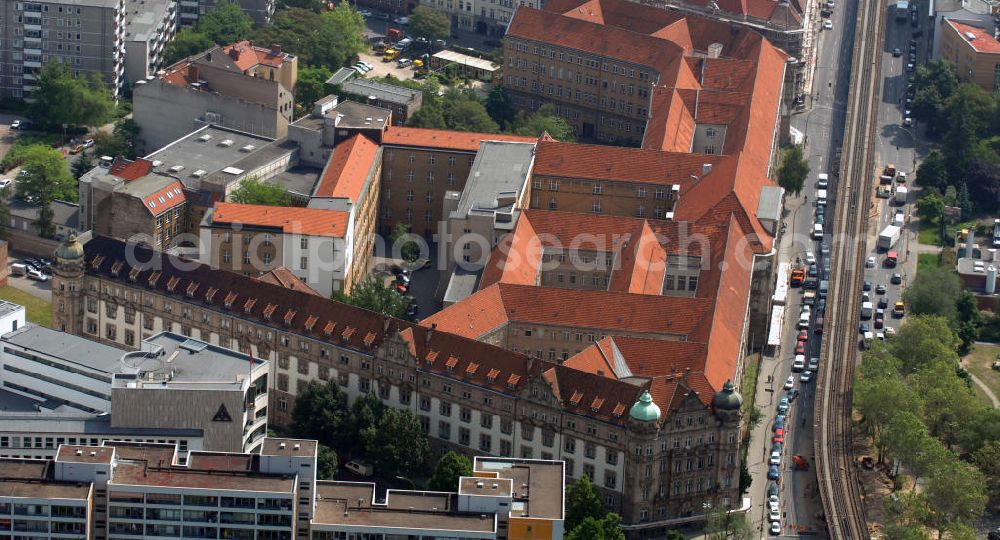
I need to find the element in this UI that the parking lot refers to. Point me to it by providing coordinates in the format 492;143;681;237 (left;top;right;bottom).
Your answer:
357;51;419;81
7;255;53;303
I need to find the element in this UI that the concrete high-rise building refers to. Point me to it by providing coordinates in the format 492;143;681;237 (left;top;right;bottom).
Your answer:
121;0;178;85
0;0;126;99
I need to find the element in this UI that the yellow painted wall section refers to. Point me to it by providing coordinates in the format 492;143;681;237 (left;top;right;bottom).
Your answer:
507;517;554;540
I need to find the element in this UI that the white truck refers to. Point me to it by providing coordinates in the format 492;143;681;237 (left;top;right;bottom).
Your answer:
861;301;874;319
894;185;908;205
895;0;908;20
878;224;901;250
893;212;905;226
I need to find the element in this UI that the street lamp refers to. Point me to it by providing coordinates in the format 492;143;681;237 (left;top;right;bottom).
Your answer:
394;475;416;490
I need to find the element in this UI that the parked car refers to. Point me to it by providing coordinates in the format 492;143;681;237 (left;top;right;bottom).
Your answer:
778;397;789;414
769;451;781;466
799;370;812;383
792;356;805;372
823;20;833;30
878;296;888;309
891;273;902;284
892;47;901;57
768;465;780;480
10;263;27;276
345;460;373;476
769;506;781;522
772;429;785;444
783;376;795;390
26;268;48;282
0;178;11;190
876;283;887;294
794;341;806;355
808;357;820;370
770;522;782;535
393;16;409;24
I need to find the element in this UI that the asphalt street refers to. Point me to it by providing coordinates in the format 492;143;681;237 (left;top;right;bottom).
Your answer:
746;0;926;536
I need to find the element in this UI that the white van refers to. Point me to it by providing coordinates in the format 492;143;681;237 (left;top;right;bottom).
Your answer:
812;223;824;240
893;212;905;226
817;173;829;189
816;189;828;206
10;263;26;276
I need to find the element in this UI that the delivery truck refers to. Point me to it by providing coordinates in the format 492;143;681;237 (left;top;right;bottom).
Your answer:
894;185;908;205
861;301;874;319
878;224;901;251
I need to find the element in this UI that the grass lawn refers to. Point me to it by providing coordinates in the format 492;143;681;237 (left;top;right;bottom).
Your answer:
918;219;941;246
963;343;1000;405
0;286;50;328
917;252;941;274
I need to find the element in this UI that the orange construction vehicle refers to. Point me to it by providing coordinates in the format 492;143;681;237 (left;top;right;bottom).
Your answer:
792;455;810;471
790;266;805;287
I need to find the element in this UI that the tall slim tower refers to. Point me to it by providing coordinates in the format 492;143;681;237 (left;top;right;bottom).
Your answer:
52;234;86;334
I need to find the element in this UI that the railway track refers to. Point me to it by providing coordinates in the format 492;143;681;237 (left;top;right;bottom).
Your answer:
813;0;885;536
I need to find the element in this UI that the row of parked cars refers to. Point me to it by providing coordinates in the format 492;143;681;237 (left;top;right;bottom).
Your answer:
11;258;51;282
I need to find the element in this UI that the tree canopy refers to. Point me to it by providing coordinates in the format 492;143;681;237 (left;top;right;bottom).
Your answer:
427;451;472;491
162;28;215;65
776;144;809;195
915;150;948;192
361;408;430;477
291;379;348;447
295;65;334;116
333;276;411;318
565;475;604;531
252;6;366;69
902;269;963;323
94;119;141;160
408;6;451;41
198;3;254;45
511;104;575;141
229;178;293;206
566;514;626;540
28;61;115;130
16;144;77;204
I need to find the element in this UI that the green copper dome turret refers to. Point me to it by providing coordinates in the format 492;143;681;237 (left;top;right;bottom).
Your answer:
55;234;85;261
712;379;743;411
629;390;661;422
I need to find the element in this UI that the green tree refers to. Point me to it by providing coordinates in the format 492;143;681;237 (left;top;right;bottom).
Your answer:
889;316;960;372
162;28;215;66
295;65;333;116
853;375;922;462
253;6;365;69
910;60;958;135
910;360;984;448
428;451;473;491
565;475;604;531
566;513;626;540
229;178;293;206
664;530;686;540
881;411;929;475
485;85;515;128
956;407;1000;453
279;0;327;11
94;118;141;160
198;3;254;45
291;379;348;447
970;439;1000;506
71;152;94;180
16;144;77;203
407;103;448;129
317;444;338;479
36;205;55;238
916;150;949;191
28;61;115;130
408;6;451;41
333;276;410;318
705;504;753;540
511;104;575;141
903;270;963;324
884;524;931;540
362;408;430;477
442;94;499;133
941;84;994;173
342;393;386;454
924;458;987;537
916;193;945;226
956;181;972;219
775;144;809;195
389;222;420;262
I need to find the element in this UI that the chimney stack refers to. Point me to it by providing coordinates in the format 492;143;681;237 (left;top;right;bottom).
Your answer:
426;323;436;344
229;48;240;61
271;43;282;55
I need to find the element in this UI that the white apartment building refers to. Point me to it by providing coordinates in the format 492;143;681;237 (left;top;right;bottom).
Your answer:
0;301;25;336
0;459;93;538
122;0;178;85
0;0;126;99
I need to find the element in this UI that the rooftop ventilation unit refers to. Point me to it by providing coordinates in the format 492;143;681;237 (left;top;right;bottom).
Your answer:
279;442;287;449
966;31;977;40
198;133;212;142
293;443;300;450
239;144;255;152
219;139;234;147
192;169;207;178
169;165;184;173
151;160;163;167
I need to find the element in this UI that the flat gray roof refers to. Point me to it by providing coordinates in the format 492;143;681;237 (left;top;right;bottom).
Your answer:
200;138;299;192
123;0;174;42
757;185;783;222
443;265;482;305
341;79;421;105
0;408;201;437
2;324;127;375
327;68;357;86
145;125;274;190
40;0;120;8
452;141;535;219
113;332;266;389
8;199;79;229
265;165;323;199
0;388;44;413
328;100;391;130
0;301;24;320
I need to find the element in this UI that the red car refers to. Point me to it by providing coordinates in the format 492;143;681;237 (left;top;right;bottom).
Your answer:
814;317;824;334
794;341;806;355
772;429;785;444
797;329;809;342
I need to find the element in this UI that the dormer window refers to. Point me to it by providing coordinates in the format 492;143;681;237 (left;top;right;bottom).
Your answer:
186;282;199;298
445;356;458;372
244;298;257;313
110;260;124;277
148;271;161;288
128;267;141;282
487;368;499;384
224;292;237;308
304;315;318;332
323;321;336;336
166;276;180;292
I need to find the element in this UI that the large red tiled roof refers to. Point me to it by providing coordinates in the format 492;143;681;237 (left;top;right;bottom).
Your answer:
542;364;644;425
533;140;724;186
382;127;539;152
422;282;713;340
211;202;349;237
313;135;380;200
221;41;292;71
946;19;1000;54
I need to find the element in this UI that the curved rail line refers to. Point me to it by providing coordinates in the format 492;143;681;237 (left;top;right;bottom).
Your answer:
812;0;884;537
